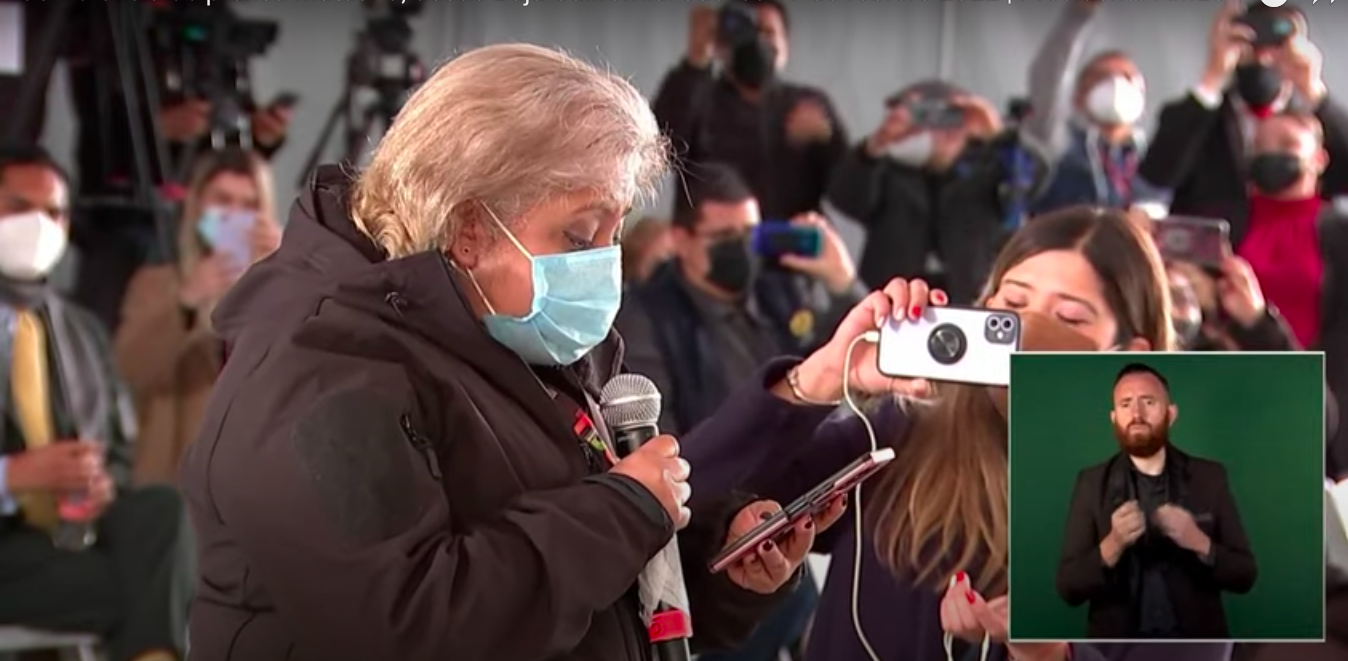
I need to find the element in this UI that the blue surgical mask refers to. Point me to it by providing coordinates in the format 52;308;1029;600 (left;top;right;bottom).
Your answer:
196;206;227;247
466;208;622;366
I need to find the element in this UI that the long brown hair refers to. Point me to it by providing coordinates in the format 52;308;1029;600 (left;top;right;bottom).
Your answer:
869;206;1174;596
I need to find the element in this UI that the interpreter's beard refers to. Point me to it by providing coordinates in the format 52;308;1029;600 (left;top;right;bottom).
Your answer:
1113;416;1170;458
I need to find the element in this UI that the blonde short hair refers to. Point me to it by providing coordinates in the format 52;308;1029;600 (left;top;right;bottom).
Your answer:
350;43;670;259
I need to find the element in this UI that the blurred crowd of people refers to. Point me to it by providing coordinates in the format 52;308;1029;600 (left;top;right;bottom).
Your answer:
0;0;1346;660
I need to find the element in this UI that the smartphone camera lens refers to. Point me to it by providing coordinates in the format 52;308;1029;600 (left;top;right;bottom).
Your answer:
927;324;967;365
985;315;1017;345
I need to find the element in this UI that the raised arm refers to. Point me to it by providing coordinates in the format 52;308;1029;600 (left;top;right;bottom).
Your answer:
1025;2;1102;156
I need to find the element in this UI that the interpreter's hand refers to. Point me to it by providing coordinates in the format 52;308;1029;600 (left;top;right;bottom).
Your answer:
790;278;949;403
786;99;834;145
686;5;718;68
1215;256;1266;329
179;254;241;310
940;572;1007;643
950;94;1003;140
251;104;292;149
722;499;825;594
611;435;692;530
4;441;104;494
777;212;856;295
1202;0;1253;91
865;104;919;158
1154;503;1212;555
1108;500;1146;548
249;214;283;262
160;100;212;143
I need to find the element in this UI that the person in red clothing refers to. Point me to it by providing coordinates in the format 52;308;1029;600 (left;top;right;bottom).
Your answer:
1240;112;1348;356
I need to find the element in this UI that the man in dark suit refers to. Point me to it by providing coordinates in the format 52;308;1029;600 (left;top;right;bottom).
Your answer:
1056;362;1258;638
1139;1;1348;246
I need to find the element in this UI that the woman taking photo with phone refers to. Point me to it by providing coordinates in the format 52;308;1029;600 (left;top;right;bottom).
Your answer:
682;206;1236;661
113;148;281;486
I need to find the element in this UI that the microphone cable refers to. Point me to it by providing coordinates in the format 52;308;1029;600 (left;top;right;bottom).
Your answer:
838;331;990;661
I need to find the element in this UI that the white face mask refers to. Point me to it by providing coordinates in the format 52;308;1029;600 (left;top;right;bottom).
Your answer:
1085;76;1145;127
0;211;69;281
886;132;934;167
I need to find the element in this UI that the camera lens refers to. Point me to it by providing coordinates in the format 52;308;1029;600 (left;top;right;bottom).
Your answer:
986;317;999;330
927;324;967;366
999;317;1013;331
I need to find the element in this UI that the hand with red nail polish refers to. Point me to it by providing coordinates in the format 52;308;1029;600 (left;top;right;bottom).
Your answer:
939;571;1010;644
719;499;831;595
782;276;949;404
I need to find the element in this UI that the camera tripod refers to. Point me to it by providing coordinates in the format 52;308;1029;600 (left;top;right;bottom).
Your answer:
297;8;425;186
4;0;178;264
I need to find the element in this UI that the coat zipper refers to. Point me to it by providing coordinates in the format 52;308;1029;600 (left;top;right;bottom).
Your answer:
400;415;442;481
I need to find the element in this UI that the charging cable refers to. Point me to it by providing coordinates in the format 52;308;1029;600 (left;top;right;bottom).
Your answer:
839;331;990;661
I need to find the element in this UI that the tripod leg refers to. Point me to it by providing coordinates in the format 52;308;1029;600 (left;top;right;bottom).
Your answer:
128;5;173;187
296;88;352;188
106;1;155;207
107;1;176;265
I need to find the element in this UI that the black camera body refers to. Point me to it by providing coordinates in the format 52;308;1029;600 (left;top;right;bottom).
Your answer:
1237;5;1296;49
716;3;761;49
153;5;279;63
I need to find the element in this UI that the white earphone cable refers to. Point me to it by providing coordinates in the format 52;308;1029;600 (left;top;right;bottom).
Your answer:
840;330;990;661
842;331;882;661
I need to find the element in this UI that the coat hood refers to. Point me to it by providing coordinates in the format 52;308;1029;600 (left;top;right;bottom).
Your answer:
212;165;622;393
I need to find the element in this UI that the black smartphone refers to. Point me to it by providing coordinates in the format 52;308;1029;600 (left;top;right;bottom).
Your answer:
708;448;896;573
1151;216;1233;271
752;222;822;259
1236;10;1295;49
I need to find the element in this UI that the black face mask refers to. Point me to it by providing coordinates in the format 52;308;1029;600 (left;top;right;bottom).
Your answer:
1234;62;1284;110
705;236;759;294
1249;152;1303;194
728;40;777;89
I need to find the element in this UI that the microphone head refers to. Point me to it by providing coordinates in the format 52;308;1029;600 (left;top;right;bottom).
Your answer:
600;373;662;431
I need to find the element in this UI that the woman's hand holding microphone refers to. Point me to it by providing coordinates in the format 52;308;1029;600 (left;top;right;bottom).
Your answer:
782;277;950;405
611;436;692;530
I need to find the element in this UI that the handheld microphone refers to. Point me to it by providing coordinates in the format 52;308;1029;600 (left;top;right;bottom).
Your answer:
601;373;692;661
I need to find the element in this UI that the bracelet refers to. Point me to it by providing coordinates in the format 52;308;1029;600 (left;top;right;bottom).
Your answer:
786;365;843;407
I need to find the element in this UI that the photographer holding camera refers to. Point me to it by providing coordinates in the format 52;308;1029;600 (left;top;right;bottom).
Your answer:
3;2;293;331
826;80;1050;304
653;1;848;222
1139;0;1348;246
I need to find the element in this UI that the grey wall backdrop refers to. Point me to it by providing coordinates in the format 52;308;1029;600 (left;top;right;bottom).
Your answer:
33;0;1348;256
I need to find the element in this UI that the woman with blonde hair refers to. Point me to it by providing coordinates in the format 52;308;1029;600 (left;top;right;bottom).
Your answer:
682;207;1237;661
178;44;822;660
114;147;281;485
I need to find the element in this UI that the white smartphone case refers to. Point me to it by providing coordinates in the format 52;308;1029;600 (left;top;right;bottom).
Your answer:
876;307;1021;387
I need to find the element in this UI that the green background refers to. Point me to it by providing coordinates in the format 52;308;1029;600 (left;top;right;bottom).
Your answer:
1007;353;1325;641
